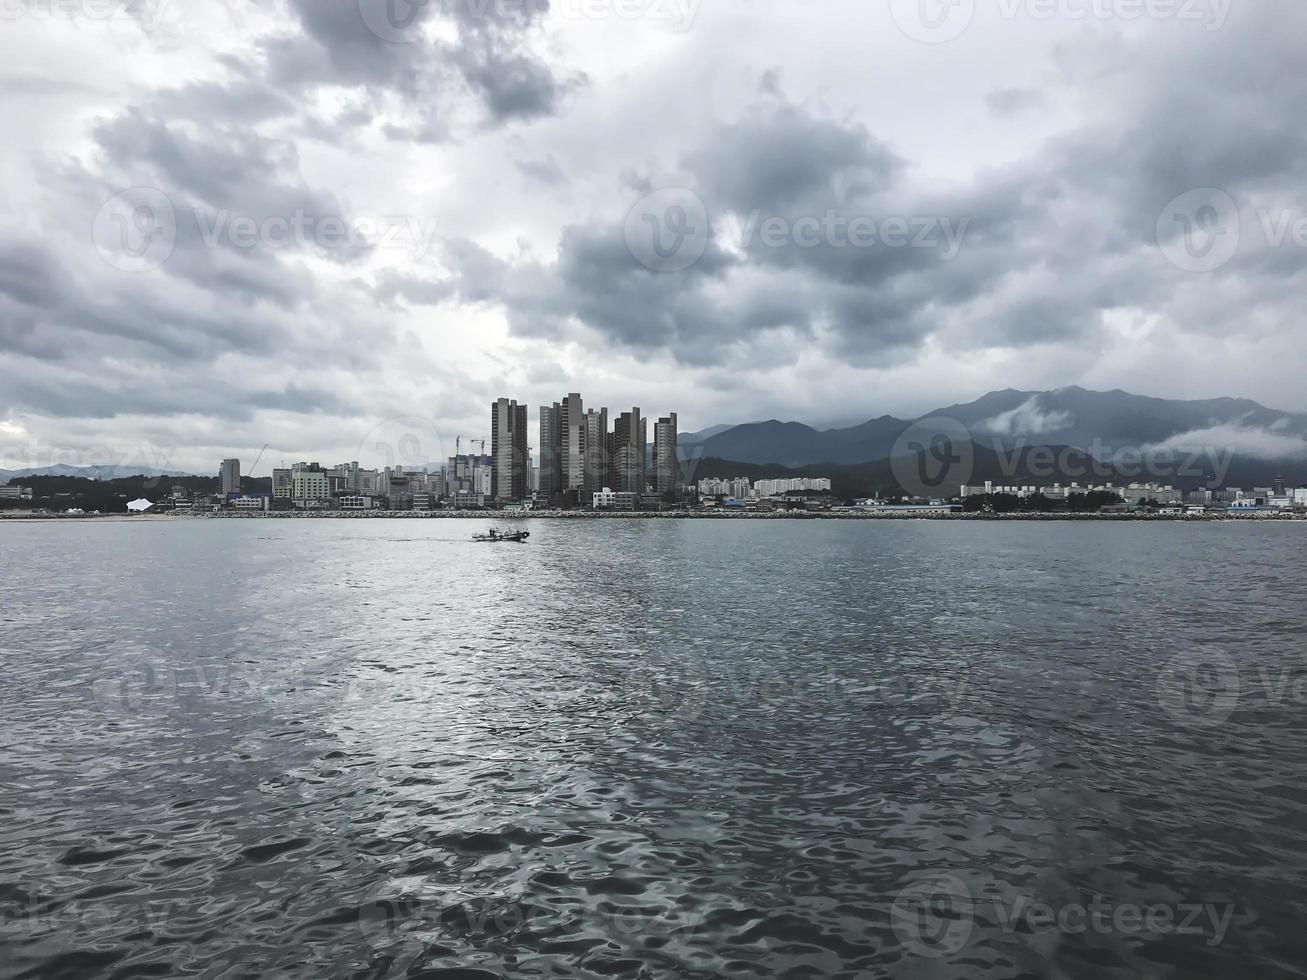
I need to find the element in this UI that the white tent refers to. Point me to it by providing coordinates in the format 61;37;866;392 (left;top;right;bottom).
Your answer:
127;498;154;512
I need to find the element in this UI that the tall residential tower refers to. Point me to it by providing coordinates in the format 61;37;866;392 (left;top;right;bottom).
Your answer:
653;414;679;496
220;458;241;496
613;408;646;494
539;402;563;497
491;397;529;501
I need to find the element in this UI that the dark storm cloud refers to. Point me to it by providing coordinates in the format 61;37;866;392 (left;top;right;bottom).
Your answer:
274;0;581;127
398;97;1004;364
684;103;902;214
385;4;1307;373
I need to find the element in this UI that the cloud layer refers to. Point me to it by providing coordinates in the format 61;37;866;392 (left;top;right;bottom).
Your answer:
2;1;1306;469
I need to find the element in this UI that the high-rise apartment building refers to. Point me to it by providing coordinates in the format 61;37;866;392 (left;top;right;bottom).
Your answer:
582;408;609;496
539;402;563;497
491;397;529;500
220;458;240;496
613;408;646;494
561;392;585;490
653;414;679;495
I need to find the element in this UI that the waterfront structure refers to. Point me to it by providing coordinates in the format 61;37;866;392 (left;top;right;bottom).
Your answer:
388;476;413;511
272;468;292;499
753;477;832;497
492;397;529;501
699;476;759;499
958;481;1183;504
582;408;610;496
220;458;240;496
446;453;493;496
329;462;382;495
612;408;646;494
292;470;330;505
653;413;679;495
561;392;585;491
539;402;563;497
453;490;486;508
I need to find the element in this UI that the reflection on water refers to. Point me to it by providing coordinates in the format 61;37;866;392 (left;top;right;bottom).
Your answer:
2;519;1306;978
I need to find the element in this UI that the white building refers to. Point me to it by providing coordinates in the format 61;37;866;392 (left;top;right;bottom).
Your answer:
753;477;832;497
292;470;330;505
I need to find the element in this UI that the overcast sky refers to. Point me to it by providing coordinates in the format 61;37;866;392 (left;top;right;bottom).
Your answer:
2;0;1304;472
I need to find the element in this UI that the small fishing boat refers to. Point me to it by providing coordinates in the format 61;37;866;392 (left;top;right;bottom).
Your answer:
473;529;530;543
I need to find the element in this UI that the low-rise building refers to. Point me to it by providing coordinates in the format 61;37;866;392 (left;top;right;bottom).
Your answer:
292;470;330;506
754;477;832;497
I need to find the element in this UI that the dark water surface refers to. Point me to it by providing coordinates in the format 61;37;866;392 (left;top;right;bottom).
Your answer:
2;519;1306;978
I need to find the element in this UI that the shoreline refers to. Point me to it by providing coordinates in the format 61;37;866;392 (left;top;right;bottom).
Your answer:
4;510;1305;523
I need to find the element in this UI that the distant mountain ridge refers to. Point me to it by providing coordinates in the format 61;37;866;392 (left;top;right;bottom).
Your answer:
0;464;194;480
688;386;1307;475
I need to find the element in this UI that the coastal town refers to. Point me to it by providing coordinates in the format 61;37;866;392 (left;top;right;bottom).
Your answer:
5;393;1307;520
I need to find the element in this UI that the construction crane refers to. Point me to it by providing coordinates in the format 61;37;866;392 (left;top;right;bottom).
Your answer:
473;438;488;459
246;444;269;477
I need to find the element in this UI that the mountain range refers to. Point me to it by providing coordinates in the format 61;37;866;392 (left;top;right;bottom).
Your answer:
687;387;1307;483
5;388;1306;490
0;464;192;481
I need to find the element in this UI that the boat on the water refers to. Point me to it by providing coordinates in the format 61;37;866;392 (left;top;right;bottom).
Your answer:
473;529;530;543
